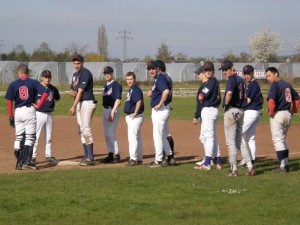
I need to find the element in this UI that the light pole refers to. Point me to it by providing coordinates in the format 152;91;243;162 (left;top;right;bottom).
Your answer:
117;30;133;61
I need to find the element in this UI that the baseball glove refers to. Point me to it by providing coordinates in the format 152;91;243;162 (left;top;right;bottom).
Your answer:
9;116;15;128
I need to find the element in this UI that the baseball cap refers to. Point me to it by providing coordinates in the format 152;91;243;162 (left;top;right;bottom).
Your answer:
41;70;52;77
203;61;215;71
195;66;205;74
147;60;158;69
103;66;113;74
243;65;254;74
219;60;234;71
72;54;84;62
156;60;166;71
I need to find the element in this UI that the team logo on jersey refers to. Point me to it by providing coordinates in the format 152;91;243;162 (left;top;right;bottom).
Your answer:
202;87;209;94
126;92;131;101
72;77;79;87
285;88;292;102
103;87;112;96
47;91;53;102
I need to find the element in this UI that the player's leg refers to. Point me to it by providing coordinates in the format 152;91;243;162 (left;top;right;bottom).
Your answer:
212;108;222;168
14;108;26;169
151;108;165;163
79;101;97;165
136;115;144;163
245;111;261;162
22;107;37;169
32;111;46;160
224;108;239;173
102;108;114;162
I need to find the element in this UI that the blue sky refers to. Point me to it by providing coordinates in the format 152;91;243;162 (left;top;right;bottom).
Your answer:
1;0;299;59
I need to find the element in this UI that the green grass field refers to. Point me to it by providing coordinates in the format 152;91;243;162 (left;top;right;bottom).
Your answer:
0;84;300;225
0;160;300;225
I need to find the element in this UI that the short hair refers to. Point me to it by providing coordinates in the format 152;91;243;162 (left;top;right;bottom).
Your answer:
125;71;136;80
265;67;279;76
18;64;29;75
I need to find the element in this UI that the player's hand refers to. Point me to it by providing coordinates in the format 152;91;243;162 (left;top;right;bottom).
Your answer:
108;112;114;122
192;118;198;125
69;107;76;116
154;104;162;111
130;113;137;119
9;116;15;128
146;90;152;98
69;90;77;97
32;103;38;109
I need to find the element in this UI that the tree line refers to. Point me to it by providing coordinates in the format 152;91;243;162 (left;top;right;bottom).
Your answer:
1;26;300;63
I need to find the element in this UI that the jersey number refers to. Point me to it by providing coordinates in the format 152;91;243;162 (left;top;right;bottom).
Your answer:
285;88;292;102
19;86;29;100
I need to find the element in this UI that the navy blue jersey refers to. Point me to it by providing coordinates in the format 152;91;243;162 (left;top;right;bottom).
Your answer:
194;86;203;119
267;80;299;111
200;77;221;108
150;74;171;108
70;68;95;101
5;77;47;108
223;74;246;109
124;84;144;115
244;80;264;110
36;84;60;113
103;80;122;107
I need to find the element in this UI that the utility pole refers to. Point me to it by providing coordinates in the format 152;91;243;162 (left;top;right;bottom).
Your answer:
0;39;6;61
117;30;133;61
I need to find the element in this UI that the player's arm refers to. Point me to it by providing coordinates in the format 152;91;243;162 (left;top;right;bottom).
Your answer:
109;98;121;121
130;100;142;119
154;89;169;111
7;100;15;128
224;91;233;109
69;88;84;116
268;98;276;117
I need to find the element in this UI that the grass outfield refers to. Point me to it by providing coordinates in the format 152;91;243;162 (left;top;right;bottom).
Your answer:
0;160;300;225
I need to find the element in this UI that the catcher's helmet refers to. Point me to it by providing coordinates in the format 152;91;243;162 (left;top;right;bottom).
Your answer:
156;60;166;72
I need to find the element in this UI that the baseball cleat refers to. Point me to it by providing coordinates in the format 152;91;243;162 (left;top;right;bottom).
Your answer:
126;159;137;166
146;161;163;168
46;157;58;165
227;170;238;177
216;164;223;170
195;159;214;166
194;164;211;170
245;169;255;176
79;159;96;166
101;153;114;163
114;154;121;163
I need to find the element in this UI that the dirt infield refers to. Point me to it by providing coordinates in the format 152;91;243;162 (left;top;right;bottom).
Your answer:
1;116;299;174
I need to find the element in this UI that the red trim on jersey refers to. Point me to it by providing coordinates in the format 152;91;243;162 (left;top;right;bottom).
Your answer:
36;92;48;109
199;93;205;101
268;99;275;117
292;99;300;113
7;100;14;117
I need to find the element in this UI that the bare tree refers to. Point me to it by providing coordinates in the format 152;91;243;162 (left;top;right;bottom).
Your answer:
293;36;300;55
156;41;173;63
248;28;282;62
97;24;109;59
67;42;88;56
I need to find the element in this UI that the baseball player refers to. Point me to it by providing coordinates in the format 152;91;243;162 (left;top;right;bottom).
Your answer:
147;60;175;167
265;67;299;173
194;62;222;171
239;65;264;167
220;60;254;176
31;70;60;166
69;54;97;166
5;64;48;170
124;72;144;166
147;60;175;163
101;66;123;163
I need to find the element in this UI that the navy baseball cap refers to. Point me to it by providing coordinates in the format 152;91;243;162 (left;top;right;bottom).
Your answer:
219;60;234;71
72;54;84;62
243;65;254;74
203;61;215;71
147;60;158;69
103;66;113;74
41;70;52;77
156;60;166;71
195;66;205;74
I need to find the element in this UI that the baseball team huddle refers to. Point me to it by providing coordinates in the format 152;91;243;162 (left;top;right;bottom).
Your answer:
5;54;300;176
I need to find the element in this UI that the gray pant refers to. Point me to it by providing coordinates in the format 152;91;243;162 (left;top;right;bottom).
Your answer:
224;108;251;171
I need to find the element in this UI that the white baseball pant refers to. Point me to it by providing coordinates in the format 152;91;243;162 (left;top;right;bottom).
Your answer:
270;110;291;151
32;111;53;158
126;114;144;161
76;101;97;145
14;106;36;150
103;108;120;154
241;110;261;160
151;105;172;162
200;107;221;158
